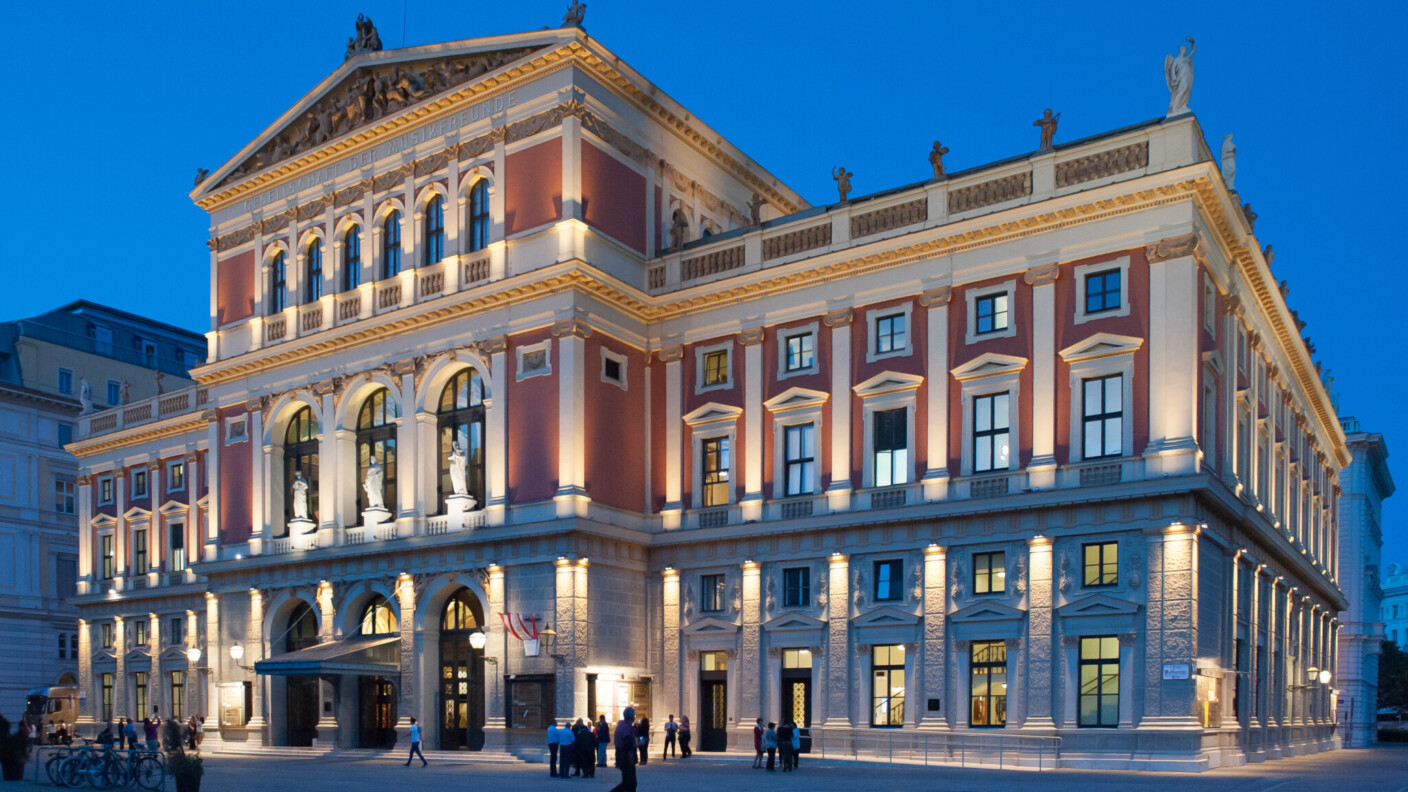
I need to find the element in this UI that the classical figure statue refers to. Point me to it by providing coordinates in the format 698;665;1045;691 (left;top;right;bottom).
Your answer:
119;381;132;405
1242;203;1257;230
669;208;690;251
832;166;853;202
78;379;93;414
747;192;765;225
449;441;469;497
1220;133;1236;190
1034;109;1060;151
363;458;386;510
291;471;310;521
193;168;209;187
929;141;950;178
1164;37;1196;117
562;0;587;28
154;371;165;395
345;13;383;60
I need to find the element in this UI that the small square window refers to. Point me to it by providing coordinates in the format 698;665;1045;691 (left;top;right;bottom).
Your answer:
875;313;907;354
54;479;75;515
703;350;729;387
604;358;622;382
783;567;811;608
975;293;1009;335
1082;542;1119;587
701;574;725;613
874;559;903;601
973;551;1006;594
1084;269;1121;314
58;368;73;395
785;333;815;372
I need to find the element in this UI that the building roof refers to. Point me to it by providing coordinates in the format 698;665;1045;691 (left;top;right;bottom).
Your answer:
0;300;207;386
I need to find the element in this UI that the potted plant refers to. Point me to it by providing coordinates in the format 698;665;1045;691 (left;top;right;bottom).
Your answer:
163;719;204;792
0;716;32;782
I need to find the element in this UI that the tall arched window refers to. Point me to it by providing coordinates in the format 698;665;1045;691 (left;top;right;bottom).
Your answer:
286;601;318;653
439;588;485;751
467;180;489;253
305;240;323;303
356;388;397;515
283;406;318;531
437;369;485;510
343;226;361;291
382;211;402;279
441;589;482;631
360;595;397;635
269;251;287;313
424;195;445;266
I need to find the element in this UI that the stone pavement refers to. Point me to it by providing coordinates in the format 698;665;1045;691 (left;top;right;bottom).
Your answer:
15;744;1408;791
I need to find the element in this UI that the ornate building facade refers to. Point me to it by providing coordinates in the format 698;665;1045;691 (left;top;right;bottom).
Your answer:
69;22;1349;771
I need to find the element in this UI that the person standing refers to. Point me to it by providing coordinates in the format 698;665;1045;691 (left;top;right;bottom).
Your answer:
595;715;610;767
634;716;649;766
777;721;793;772
661;715;677;760
678;716;692;757
547;720;560;777
763;722;778;772
608;706;637;792
195;716;205;750
404;717;427;767
123;718;137;751
575;718;596;778
789;721;801;770
557;717;575;779
752;717;764;768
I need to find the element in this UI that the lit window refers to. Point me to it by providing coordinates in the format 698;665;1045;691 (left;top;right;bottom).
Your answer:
269;251;287;313
784;423;816;496
436;369;485;511
383;211;402;278
134;618;148;646
1082;375;1123;459
875;313;907;354
169;462;185;491
701;437;730;507
871;644;905;727
356;389;397;515
873;408;908;487
970;641;1008;727
973;551;1006;594
134;671;148;718
467;180;490;252
785;333;814;372
873;559;902;602
133;530;148;574
973;393;1010;473
975;293;1009;335
98;476;115;505
703;350;729;387
343;226;361;291
100;535;115;580
101;623;113;648
170;526;186;574
424;195;445;266
1078;636;1120;727
305;240;323;303
1082;542;1118;587
701;574;725;613
360;595;398;635
170;671;185;720
1085;269;1121;314
782;648;813;669
101;673;114;722
783;567;810;608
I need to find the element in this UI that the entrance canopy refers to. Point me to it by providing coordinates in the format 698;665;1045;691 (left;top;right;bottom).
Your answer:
254;635;399;677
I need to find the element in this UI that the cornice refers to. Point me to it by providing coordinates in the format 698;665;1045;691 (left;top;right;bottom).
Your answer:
68;418;208;460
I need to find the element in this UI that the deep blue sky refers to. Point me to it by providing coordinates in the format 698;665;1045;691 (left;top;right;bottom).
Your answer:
3;1;1404;566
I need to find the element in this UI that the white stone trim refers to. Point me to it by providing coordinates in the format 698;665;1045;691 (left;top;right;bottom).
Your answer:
683;403;742;509
1073;256;1131;325
853;371;924;488
600;346;629;390
166;460;186;493
224;415;248;445
1060;333;1141;463
764;387;829;497
951;353;1027;476
776;322;821;381
515;339;552;381
865;303;914;364
97;475;115;506
964;279;1018;345
694;340;735;394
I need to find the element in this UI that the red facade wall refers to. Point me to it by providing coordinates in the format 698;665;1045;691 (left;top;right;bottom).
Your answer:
219;406;252;545
584;334;646;511
505;140;563;235
580;141;646;254
216;250;256;326
506;329;559;503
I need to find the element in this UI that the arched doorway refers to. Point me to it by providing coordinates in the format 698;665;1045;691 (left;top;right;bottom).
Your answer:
357;596;398;749
438;588;485;750
284;602;319;747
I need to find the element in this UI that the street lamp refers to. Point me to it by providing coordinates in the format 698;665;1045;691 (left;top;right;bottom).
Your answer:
186;647;202;663
1318;669;1332;685
230;643;244;662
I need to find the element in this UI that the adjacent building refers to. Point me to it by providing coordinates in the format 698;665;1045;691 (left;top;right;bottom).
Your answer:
1384;564;1408;648
0;301;204;721
69;21;1350;771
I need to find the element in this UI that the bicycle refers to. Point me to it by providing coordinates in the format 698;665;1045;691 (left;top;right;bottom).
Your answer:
125;746;166;790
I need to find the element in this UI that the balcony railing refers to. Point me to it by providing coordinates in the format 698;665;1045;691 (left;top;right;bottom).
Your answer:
79;385;209;439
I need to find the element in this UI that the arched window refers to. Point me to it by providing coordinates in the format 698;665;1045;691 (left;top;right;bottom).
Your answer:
343;226;361;291
424;195;445;266
283;406;318;531
437;369;485;510
305;240;323;303
356;388;397;515
360;595;397;635
269;251;287;313
441;588;482;632
467;180;489;253
382;211;402;279
286;601;318;653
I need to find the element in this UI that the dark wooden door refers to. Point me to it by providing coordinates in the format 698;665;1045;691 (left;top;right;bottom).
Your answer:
358;676;396;749
781;673;812;728
285;675;319;747
700;678;728;752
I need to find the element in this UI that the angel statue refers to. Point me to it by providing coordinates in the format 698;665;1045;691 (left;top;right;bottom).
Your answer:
364;458;386;510
562;0;586;28
1165;37;1196;117
291;470;310;521
832;166;853;203
449;441;470;497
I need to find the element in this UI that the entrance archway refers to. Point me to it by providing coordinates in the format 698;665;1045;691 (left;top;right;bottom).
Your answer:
438;587;485;750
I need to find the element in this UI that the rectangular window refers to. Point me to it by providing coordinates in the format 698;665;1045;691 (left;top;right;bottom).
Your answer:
170;671;185;720
784;424;816;496
134;672;149;719
602;357;623;384
101;673;114;722
873;408;908;487
701;574;725;613
170;526;186;574
870;644;906;727
58;368;73;394
58;633;67;660
875;313;907;354
133;530;148;575
703;350;729;387
134;618;148;646
55;554;76;599
1078;636;1120;727
975;293;1009;335
970;641;1008;727
169;462;185;491
973;393;1010;473
1083;375;1123;459
132;470;148;499
57;422;72;446
54;478;76;514
170;617;186;645
1082;542;1119;587
783;567;811;608
141;340;158;367
701;437;731;507
106;380;121;406
1084;269;1121;314
873;559;903;602
785;333;814;372
101;622;114;649
700;650;728;672
100;535;115;580
782;648;813;669
973;551;1006;595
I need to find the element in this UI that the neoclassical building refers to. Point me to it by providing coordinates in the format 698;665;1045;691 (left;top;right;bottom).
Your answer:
69;18;1350;771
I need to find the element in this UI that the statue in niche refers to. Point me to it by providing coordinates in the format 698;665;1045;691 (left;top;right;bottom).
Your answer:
668;208;690;251
1220;134;1237;191
345;13;383;60
292;471;311;521
1034;109;1060;151
1164;37;1196;117
832;166;853;202
562;0;587;28
929;141;950;178
79;379;93;414
747;192;765;225
364;458;386;510
449;441;470;498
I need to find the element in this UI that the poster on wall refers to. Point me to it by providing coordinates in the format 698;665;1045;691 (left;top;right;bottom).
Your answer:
219;682;247;727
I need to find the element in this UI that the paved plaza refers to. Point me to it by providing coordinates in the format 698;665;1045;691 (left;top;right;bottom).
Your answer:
17;745;1408;792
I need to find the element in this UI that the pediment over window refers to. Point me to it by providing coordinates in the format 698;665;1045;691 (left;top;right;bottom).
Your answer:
91;514;117;530
159;500;191;516
95;649;116;662
1059;332;1144;364
1057;593;1142;618
683;402;744;427
852;371;924;398
950;601;1026;623
763;613;827;633
125;648;151;663
763;386;829;413
850;605;920;628
682;616;740;635
123;507;152;523
950;352;1028;382
160;646;191;662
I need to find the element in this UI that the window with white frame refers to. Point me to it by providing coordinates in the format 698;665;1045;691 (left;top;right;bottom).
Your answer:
865;304;914;363
169;523;186;573
99;534;115;580
973;393;1011;473
515;340;552;381
872;408;908;487
225;415;249;445
168;461;185;492
131;469;148;499
701;437;731;507
952;353;1025;476
601;347;628;389
964;281;1017;344
975;293;1008;335
684;403;741;510
784;423;817;496
98;476;114;505
1204;281;1217;333
1082;374;1124;459
854;371;922;488
1074;257;1130;324
695;341;734;393
777;323;820;380
1060;334;1140;464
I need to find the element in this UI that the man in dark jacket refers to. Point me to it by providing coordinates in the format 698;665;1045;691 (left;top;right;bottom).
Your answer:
635;716;650;765
609;707;637;792
574;718;596;778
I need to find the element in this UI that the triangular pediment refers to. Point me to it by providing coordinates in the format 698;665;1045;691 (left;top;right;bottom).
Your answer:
160;646;192;662
683;402;744;427
1057;593;1142;618
763;386;829;413
850;605;920;628
196;494;210;510
853;371;924;398
950;352;1029;382
763;613;827;633
125;647;151;662
91;514;117;529
1059;332;1144;364
951;601;1026;623
123;507;152;523
682;616;740;635
158;500;191;516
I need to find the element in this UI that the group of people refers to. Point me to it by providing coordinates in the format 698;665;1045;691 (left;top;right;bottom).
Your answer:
540;710;696;792
95;711;205;752
752;718;802;772
545;716;608;778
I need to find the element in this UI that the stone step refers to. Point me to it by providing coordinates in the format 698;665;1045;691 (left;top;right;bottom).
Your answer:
209;745;521;764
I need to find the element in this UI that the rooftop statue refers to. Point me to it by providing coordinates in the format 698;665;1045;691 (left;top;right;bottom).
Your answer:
79;379;93;415
832;166;853;203
1220;133;1236;191
1164;37;1195;117
929;141;950;178
1033;109;1060;151
747;192;766;225
669;208;689;251
562;1;587;28
345;13;384;60
193;168;208;187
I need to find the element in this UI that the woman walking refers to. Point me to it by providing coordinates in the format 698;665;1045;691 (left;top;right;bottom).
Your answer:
678;716;692;757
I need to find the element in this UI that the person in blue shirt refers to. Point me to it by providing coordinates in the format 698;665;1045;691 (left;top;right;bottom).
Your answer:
404;717;427;767
557;719;576;779
547;721;560;777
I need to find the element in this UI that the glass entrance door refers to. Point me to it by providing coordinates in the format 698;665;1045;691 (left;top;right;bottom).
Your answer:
358;676;396;749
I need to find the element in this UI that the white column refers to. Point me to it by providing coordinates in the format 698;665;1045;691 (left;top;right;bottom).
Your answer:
824;308;853;511
1144;234;1201;477
316;385;337;547
740;327;765;522
246;590;266;743
822;553;851;726
1025;263;1059;489
662;569;681;725
204;414;220;560
489;141;508;282
246;401;266;555
394;360;417;536
918;545;948;729
204;594;221;747
77;475;94;589
1025;537;1056;728
920;288;951;501
113;471;127;590
485;337;509;526
76;620;95;727
561;115;583;223
552;319;590;518
185;610;200;719
661;345;684;529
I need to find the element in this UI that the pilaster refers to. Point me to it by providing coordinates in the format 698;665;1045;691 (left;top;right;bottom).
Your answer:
741;328;765;521
919;288;951;501
245;589;266;743
483;564;507;747
740;561;762;721
204;415;220;560
918;545;948;729
1139;524;1200;728
394;360;417;536
1024;264;1059;488
1024;537;1056;728
76;620;95;727
822;553;851;726
824;308;853;510
552;319;591;517
394;572;416;741
484;336;508;525
247;403;266;555
662;568;680;723
1143;234;1202;477
661;345;684;528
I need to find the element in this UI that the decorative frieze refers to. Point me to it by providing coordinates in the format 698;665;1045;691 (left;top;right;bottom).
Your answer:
822;307;853;328
737;327;764;347
850;198;927;239
1055;142;1148;188
550;318;593;340
947;172;1032;214
1023;262;1061;286
1145;233;1199;263
762;223;831;260
681;246;744;282
919;287;952;308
